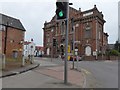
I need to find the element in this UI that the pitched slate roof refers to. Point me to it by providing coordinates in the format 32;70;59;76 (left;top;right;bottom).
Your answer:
0;13;26;31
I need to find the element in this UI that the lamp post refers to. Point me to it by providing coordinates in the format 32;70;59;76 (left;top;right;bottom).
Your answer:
51;29;53;62
96;17;98;60
72;22;79;69
71;18;75;69
3;22;8;69
30;38;34;64
20;40;25;66
30;45;33;64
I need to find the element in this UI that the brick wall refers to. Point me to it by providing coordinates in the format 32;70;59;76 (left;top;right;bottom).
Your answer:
83;56;119;60
2;27;25;58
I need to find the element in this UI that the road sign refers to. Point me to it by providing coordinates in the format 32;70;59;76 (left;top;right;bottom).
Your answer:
74;41;80;44
75;52;78;56
93;51;96;56
75;49;78;52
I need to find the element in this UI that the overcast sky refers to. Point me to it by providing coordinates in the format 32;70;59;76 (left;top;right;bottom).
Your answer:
0;0;119;46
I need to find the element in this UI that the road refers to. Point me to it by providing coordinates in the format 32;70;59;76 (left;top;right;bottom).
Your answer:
2;58;79;88
2;57;119;88
32;59;118;88
40;58;118;88
75;60;118;88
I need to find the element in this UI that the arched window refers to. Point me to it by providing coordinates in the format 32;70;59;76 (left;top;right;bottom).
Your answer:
46;48;50;55
85;46;91;56
84;22;91;38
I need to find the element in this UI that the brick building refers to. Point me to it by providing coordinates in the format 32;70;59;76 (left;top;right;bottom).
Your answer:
0;13;26;58
43;5;108;59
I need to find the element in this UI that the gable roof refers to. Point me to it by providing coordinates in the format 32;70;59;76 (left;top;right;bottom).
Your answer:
24;41;31;45
0;13;26;31
49;5;104;23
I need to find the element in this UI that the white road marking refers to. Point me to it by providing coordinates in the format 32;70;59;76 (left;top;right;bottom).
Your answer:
81;68;91;75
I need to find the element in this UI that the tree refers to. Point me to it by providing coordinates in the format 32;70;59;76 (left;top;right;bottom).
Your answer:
114;40;120;52
109;49;120;56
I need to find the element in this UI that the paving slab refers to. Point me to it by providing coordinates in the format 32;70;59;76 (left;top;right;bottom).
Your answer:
36;64;85;87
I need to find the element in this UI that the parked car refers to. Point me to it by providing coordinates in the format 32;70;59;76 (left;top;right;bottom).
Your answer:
69;55;82;61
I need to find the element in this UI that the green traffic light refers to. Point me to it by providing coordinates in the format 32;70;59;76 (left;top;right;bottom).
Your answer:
59;11;64;17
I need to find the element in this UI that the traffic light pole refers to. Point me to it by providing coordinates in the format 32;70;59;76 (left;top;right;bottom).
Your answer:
56;0;70;84
64;1;69;84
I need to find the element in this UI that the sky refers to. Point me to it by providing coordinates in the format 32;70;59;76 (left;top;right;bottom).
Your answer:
0;0;119;46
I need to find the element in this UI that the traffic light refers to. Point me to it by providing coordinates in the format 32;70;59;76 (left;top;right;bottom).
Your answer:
53;38;56;46
60;45;64;55
56;1;68;20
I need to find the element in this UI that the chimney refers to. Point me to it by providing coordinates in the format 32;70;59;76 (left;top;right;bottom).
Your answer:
79;8;81;12
94;5;96;8
31;38;33;42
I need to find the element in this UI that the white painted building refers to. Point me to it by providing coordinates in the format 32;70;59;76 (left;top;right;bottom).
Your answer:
118;1;120;43
24;39;36;59
35;46;44;57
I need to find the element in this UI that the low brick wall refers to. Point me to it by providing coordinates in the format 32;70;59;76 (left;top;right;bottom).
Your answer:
83;56;119;60
118;56;120;60
83;56;95;61
109;56;119;60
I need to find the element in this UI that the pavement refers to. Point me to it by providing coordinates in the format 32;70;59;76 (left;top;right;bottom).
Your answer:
36;65;85;87
1;57;86;88
0;62;40;78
